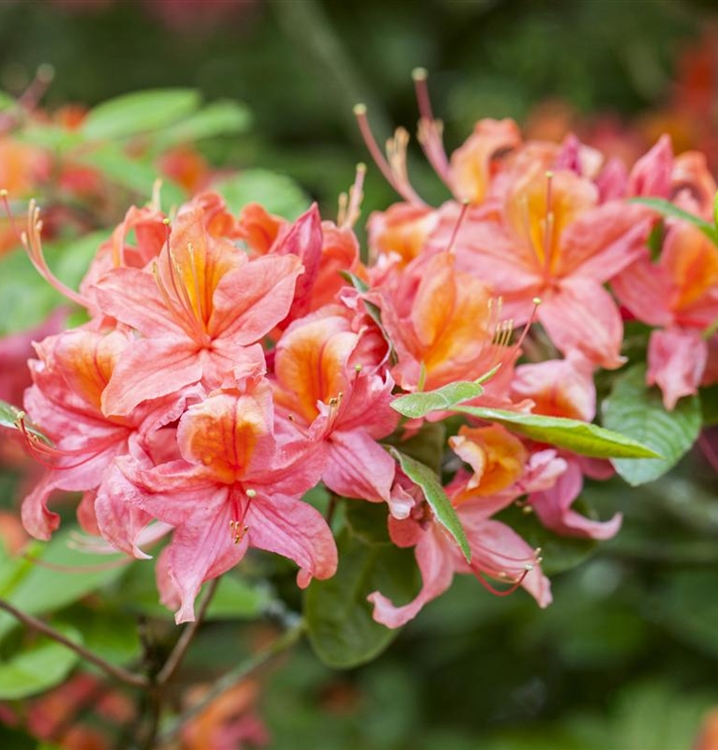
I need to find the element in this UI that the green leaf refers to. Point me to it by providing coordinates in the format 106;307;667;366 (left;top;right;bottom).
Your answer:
629;197;718;245
387;447;471;561
151;100;252;150
339;270;369;293
0;624;81;699
0;91;15;111
17;124;83;152
77;145;185;205
305;527;419;669
115;560;267;620
454;405;660;459
82;88;201;140
204;574;270;620
51;229;111;289
213;169;310;219
390;367;500;419
345;500;392;545
0;248;64;336
60;606;140;665
0;399;50;443
602;364;701;485
0;528;127;640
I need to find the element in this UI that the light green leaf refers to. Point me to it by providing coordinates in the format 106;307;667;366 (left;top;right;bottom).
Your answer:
305;526;418;669
82;88;201;141
0;400;50;443
388;447;470;561
213;169;310;219
454;405;660;459
0;91;15;111
77;145;185;205
390;367;500;419
629;197;718;245
0;248;63;335
0;528;127;640
151;100;252;150
0;625;81;699
601;364;701;485
115;560;267;620
17;124;83;152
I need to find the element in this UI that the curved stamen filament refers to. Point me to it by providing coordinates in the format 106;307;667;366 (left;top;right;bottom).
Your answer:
338;163;367;229
444;199;470;255
9;200;90;308
412;67;453;188
354;104;426;206
17;417;122;471
229;488;255;544
475;566;532;597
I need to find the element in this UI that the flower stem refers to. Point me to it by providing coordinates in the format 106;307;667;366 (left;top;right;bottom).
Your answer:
0;598;148;689
157;619;306;745
156;577;220;685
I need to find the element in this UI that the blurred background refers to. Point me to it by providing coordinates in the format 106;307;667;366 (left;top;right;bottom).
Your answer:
0;1;718;748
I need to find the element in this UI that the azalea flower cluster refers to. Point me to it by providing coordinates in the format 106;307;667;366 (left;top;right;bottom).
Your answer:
12;82;718;630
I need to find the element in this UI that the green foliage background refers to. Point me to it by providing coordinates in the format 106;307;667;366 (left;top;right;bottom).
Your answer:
0;1;717;748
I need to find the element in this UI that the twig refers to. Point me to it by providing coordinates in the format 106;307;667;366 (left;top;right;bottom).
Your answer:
0;598;148;689
157;619;306;745
156;577;220;685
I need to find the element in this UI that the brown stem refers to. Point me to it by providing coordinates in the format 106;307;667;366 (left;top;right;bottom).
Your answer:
0;598;148;689
157;619;305;746
156;577;220;685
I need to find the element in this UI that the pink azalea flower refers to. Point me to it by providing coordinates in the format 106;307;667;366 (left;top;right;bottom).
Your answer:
92;205;302;416
272;306;398;502
510;356;621;539
103;378;337;623
429;161;652;369
20;327;192;541
369;487;551;629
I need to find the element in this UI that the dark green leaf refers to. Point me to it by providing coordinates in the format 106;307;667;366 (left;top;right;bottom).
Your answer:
345;501;392;545
151;100;252;150
60;606;140;665
213;169;310;220
390;367;500;419
629;197;718;245
388;448;470;561
305;527;418;668
0;624;81;699
602;364;701;485
82;88;201;140
454;405;660;459
383;421;446;473
700;383;718;426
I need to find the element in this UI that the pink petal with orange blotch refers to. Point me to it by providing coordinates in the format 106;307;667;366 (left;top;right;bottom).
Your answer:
647;327;708;410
